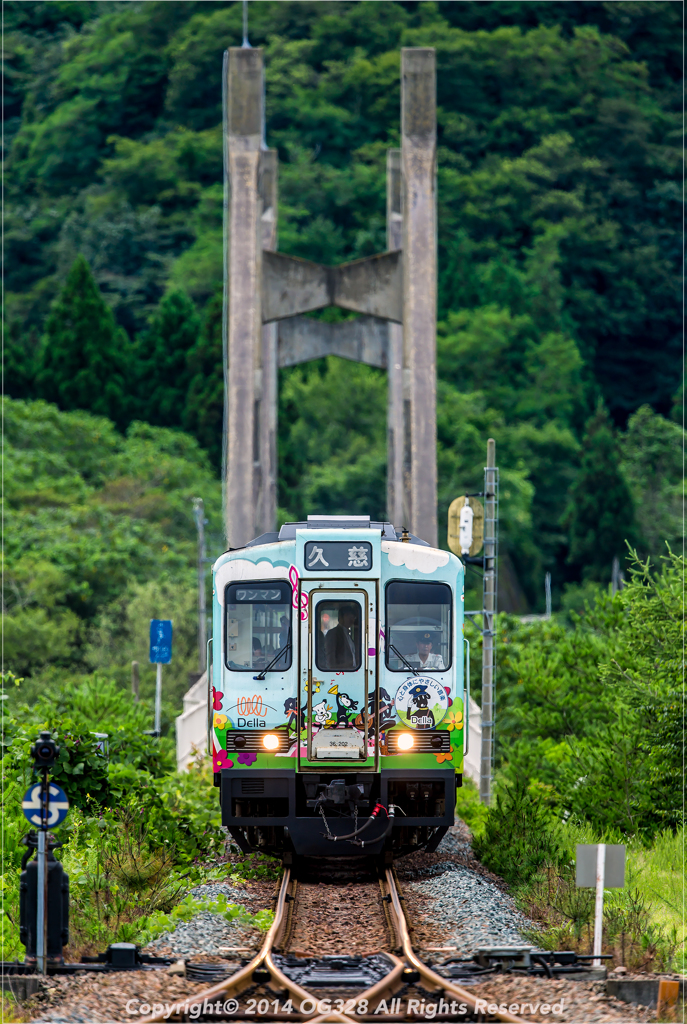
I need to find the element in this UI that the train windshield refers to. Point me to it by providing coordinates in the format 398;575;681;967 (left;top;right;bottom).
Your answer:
225;581;292;671
385;581;452;672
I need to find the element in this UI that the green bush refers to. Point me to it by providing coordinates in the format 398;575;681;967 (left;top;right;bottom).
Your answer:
472;778;564;886
455;775;488;836
495;550;684;839
0;677;230;961
2;676;178;814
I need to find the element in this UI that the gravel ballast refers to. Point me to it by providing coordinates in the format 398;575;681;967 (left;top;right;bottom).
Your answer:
139;879;270;959
143;909;260;959
186;881;256;903
403;860;534;957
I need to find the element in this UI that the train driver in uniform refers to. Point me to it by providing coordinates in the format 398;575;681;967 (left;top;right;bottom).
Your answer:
408;631;445;670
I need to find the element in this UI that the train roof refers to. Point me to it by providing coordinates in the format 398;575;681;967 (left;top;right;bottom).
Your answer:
233;515;431;552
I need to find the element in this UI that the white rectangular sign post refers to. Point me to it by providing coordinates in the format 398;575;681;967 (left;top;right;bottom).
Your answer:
576;843;626;967
593;843;605;967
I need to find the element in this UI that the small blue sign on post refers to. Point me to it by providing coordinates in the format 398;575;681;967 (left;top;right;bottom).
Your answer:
150;619;173;664
22;783;69;829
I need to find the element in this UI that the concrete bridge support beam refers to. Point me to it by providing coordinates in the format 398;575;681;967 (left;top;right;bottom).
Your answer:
224;47;437;548
225;47;263;549
386;149;406;531
257;149;278;538
402;48;437;548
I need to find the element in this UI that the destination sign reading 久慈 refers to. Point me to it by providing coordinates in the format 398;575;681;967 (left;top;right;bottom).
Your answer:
304;541;373;572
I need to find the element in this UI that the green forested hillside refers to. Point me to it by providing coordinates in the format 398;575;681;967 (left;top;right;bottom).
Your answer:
3;397;223;706
5;1;682;610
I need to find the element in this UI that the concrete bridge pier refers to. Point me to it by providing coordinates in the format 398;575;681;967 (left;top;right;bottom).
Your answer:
224;47;437;548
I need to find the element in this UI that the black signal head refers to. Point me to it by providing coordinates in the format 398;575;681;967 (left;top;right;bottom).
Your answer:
31;730;59;770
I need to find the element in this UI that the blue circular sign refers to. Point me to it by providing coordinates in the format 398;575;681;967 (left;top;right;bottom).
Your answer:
22;783;70;828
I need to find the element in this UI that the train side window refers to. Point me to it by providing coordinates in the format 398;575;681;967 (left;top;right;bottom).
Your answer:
385;581;452;672
225;581;292;671
315;601;362;672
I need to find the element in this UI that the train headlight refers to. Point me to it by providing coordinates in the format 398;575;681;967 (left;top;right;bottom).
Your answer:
397;732;414;750
262;734;280;750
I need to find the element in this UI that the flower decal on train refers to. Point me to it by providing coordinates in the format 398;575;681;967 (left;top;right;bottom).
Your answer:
213;713;228;729
444;711;463;731
213;750;233;771
212;688;224;711
237;751;257;766
434;750;453;764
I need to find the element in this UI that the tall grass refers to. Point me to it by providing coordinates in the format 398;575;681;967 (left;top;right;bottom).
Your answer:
463;780;685;973
516;823;685;972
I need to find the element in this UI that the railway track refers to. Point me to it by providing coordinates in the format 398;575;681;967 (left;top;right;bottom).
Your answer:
140;866;527;1024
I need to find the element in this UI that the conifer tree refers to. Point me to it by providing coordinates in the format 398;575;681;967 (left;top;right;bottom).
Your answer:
564;402;639;581
36;256;130;428
6;324;38;399
183;292;223;470
134;290;200;428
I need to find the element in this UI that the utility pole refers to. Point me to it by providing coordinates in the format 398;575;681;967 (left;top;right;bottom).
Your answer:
545;572;552;618
192;498;207;674
480;438;498;806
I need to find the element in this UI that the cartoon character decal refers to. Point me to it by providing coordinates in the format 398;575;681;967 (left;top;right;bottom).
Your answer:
394;677;450;731
327;683;359;727
312;697;332;727
376;686;396;729
359;687;395;741
407;684;434;729
284;696;305;732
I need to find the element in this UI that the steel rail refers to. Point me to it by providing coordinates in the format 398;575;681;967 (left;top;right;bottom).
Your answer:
383;868;528;1024
139;864;530;1024
140;868;372;1024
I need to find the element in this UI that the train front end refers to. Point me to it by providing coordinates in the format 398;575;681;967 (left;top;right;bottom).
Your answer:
210;515;466;860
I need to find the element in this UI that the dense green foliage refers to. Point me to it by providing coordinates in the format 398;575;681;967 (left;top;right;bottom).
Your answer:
0;666;281;952
4;0;682;608
132;289;201;428
494;549;684;838
619;403;684;562
466;547;683;970
3;397;222;705
563;403;638;581
472;777;564;887
35;255;131;429
0;674;278;961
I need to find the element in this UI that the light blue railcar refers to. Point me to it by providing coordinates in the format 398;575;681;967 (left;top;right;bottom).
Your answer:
210;515;466;860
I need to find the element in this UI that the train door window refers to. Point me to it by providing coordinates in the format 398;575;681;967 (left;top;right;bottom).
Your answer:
385;581;452;671
315;601;362;672
225;581;292;671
